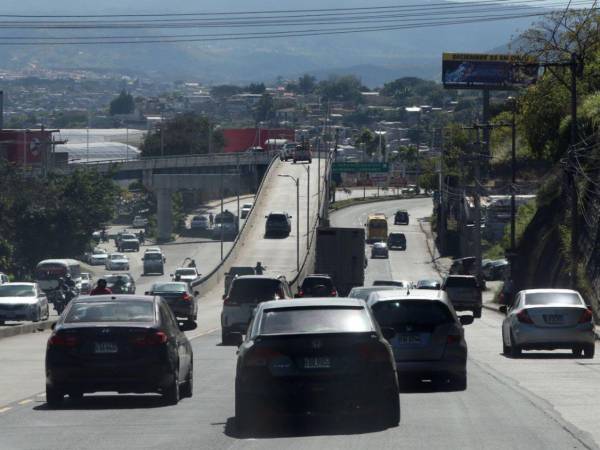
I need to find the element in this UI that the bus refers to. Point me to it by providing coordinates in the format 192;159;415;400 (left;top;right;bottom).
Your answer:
35;259;82;293
365;213;388;243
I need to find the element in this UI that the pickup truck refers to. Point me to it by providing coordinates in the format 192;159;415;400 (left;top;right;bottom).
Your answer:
442;275;482;318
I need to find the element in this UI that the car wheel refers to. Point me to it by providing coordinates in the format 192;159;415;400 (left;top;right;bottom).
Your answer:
583;344;595;359
162;369;180;405
449;374;467;391
221;328;232;345
46;384;64;408
509;332;521;358
473;308;482;319
293;159;297;164
180;361;193;398
572;346;583;357
308;159;312;164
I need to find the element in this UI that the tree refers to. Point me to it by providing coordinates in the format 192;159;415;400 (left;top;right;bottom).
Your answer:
254;94;275;123
109;90;135;115
140;113;224;157
355;129;378;156
245;83;266;94
210;84;243;99
297;74;317;95
317;75;365;104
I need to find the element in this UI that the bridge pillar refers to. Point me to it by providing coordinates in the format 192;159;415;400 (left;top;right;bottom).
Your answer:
156;189;173;242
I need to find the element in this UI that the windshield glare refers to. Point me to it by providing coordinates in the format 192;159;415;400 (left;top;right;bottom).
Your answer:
0;285;35;297
65;301;154;323
152;283;186;293
260;307;372;334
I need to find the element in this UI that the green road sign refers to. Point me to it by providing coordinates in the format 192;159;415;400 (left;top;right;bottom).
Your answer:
332;162;389;173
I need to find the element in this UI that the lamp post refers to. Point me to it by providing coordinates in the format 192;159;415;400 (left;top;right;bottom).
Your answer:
279;174;300;273
301;165;310;250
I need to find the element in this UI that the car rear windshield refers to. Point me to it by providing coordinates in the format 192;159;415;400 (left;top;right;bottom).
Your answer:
372;300;453;328
301;277;334;291
369;219;387;229
229;279;283;303
389;234;405;241
65;301;154;323
268;215;287;222
121;234;136;239
152;283;186;293
110;254;126;260
396;212;408;219
525;292;583;306
35;264;67;280
145;253;163;260
176;269;197;276
106;275;131;284
445;277;477;288
260;307;372;334
0;285;34;297
373;280;405;287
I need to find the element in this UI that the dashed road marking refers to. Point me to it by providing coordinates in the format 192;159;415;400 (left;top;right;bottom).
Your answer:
0;407;12;413
18;399;33;405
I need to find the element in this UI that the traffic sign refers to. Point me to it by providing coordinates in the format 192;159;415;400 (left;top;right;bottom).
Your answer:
332;162;389;173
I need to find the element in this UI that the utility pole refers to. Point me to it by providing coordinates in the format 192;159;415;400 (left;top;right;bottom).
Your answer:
473;126;482;282
304;165;310;250
160;113;165;157
220;168;224;261
569;53;579;289
509;98;517;253
296;177;300;272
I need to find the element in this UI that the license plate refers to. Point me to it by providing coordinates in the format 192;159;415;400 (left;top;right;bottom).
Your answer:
94;342;118;354
397;334;421;345
303;356;331;369
544;314;564;324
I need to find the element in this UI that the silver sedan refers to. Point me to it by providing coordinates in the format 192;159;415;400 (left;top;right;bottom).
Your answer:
501;289;595;358
0;282;50;323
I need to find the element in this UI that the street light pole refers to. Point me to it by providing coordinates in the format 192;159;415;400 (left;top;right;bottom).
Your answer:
302;165;310;250
509;97;517;253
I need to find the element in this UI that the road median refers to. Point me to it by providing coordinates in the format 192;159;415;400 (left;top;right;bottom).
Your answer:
0;319;55;339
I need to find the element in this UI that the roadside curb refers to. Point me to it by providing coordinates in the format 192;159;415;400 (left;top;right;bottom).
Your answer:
0;320;55;339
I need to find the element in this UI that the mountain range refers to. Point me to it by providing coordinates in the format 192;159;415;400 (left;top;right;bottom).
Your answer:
0;0;550;86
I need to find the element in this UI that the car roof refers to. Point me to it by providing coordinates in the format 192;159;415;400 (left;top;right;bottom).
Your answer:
445;274;476;279
1;282;35;287
233;275;283;281
260;298;366;310
374;242;387;246
520;289;580;295
268;211;288;216
304;274;332;279
74;294;154;303
367;289;448;307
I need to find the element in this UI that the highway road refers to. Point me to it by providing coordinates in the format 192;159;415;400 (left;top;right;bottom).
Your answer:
0;196;599;449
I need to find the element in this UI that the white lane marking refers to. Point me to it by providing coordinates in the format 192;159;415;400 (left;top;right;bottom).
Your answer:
18;399;33;405
0;407;12;413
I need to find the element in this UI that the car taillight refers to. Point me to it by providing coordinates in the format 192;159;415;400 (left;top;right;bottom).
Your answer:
223;296;238;306
358;343;389;362
47;334;78;348
578;308;593;323
130;331;168;346
297;290;304;297
330;290;337;296
181;292;192;302
517;309;534;324
447;334;462;344
244;347;283;367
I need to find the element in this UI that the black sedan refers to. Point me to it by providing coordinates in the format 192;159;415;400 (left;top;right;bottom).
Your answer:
146;282;198;324
45;295;195;407
233;298;400;432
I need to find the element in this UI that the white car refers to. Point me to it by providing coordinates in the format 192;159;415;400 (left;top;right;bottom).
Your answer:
0;282;49;323
172;267;200;284
501;289;595;358
88;248;109;266
105;253;130;271
132;215;148;228
190;215;210;230
0;272;9;285
240;203;253;219
80;273;93;295
145;247;162;254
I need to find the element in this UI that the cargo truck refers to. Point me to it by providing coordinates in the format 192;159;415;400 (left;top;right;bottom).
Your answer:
315;227;365;296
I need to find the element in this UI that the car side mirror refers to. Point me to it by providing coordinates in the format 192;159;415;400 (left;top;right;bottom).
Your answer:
499;305;507;315
144;291;150;295
194;291;199;296
459;315;474;326
229;332;244;347
381;327;396;340
179;321;197;332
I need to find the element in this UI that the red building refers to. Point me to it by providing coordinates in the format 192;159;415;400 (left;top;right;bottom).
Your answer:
0;129;56;166
222;128;295;153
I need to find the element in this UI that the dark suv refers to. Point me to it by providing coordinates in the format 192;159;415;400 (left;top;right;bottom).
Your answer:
387;232;406;250
220;275;292;344
264;212;292;238
296;274;337;297
394;210;409;225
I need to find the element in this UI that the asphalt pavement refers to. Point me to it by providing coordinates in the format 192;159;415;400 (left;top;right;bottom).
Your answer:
1;196;599;449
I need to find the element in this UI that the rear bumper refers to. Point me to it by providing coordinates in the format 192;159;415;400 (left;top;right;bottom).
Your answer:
451;301;482;311
395;358;466;378
513;324;595;348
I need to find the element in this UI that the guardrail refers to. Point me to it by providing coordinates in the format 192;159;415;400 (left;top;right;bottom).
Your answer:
189;152;280;296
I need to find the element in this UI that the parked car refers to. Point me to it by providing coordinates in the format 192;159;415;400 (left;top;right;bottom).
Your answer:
105;253;130;271
105;273;136;294
171;267;200;284
190;215;210;230
117;233;140;252
264;212;292;238
296;274;337;297
132;215;148;228
292;145;312;163
146;282;198;323
240;203;253;219
394;210;409;225
348;285;399;301
221;275;292;344
371;242;389;259
387;232;406;250
501;289;595;358
368;289;472;390
233;298;400;432
416;279;441;290
442;275;482;318
80;273;93;295
0;282;49;323
45;295;195;407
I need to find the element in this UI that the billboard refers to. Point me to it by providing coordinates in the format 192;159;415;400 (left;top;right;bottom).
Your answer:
442;53;538;90
222;128;295;153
